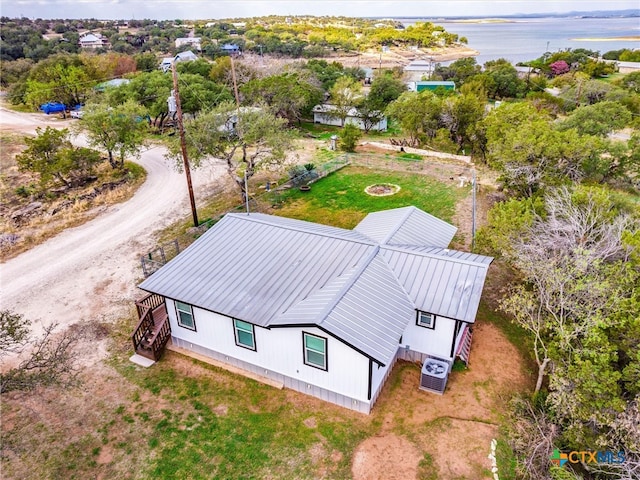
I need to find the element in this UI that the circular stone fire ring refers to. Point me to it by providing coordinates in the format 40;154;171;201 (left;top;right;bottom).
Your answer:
364;183;401;196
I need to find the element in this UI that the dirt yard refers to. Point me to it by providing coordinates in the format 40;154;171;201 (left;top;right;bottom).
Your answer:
351;320;531;480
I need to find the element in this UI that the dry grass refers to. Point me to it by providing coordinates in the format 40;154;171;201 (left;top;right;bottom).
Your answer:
0;160;146;261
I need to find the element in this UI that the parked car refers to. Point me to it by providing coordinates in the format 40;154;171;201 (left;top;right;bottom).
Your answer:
70;109;84;119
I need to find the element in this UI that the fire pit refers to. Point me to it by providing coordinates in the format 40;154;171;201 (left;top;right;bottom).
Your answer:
364;183;401;196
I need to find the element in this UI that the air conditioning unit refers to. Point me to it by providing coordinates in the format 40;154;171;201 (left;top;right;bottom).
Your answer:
420;356;450;394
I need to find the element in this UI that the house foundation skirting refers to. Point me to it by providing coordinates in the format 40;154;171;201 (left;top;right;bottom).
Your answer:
170;337;373;414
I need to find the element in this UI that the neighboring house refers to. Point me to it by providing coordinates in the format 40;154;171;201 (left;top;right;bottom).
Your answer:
403;59;434;80
407;81;456;92
160;50;199;72
312;104;388;132
94;78;131;92
79;32;108;49
133;207;492;413
175;37;202;51
221;43;241;55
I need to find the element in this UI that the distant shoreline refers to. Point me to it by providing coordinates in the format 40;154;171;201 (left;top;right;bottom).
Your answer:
572;36;640;41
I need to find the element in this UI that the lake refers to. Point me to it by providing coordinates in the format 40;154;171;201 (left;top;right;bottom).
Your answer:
399;16;640;65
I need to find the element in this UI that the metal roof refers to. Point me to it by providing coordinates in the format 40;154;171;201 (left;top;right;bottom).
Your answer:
381;245;491;323
140;213;374;327
354;206;457;247
140;209;491;363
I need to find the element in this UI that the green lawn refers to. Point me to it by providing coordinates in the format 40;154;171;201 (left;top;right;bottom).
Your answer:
115;352;373;480
270;165;466;229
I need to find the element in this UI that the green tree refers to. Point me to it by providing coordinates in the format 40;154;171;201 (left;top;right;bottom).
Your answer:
328;76;363;126
241;72;323;125
22;54;98;109
386;91;442;146
481;59;526;99
556;101;632;137
166;102;294;200
367;73;406;111
79;100;149;168
491;186;640;452
439;91;486;151
16;127;102;188
339;123;362;152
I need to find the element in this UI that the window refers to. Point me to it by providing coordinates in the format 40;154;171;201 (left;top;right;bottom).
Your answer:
234;319;256;350
176;301;195;330
303;333;327;370
417;311;436;329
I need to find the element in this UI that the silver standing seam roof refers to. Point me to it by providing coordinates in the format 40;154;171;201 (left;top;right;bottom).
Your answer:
139;208;492;365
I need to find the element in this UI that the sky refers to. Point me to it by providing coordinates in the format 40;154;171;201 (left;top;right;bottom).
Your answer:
2;0;639;20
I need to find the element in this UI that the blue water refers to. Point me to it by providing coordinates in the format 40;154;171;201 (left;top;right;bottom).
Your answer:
401;16;640;65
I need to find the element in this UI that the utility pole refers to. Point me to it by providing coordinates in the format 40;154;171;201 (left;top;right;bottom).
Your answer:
170;60;199;227
471;169;477;251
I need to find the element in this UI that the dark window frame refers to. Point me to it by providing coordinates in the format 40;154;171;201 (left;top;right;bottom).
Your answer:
175;301;196;331
233;318;256;351
416;311;436;330
302;332;328;371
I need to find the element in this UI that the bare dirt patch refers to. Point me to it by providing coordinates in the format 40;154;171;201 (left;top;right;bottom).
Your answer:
352;319;533;480
352;434;422;480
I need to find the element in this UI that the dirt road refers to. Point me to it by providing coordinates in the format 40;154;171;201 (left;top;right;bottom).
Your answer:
0;108;225;343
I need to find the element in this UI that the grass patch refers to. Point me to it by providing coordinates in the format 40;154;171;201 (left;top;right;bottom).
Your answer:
111;351;372;479
273;165;465;229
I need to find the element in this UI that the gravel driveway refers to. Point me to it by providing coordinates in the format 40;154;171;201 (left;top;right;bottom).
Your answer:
0;108;225;342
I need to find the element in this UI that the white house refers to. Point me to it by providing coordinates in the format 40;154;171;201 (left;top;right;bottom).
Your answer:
312;104;388;132
175;37;202;51
79;32;108;49
134;207;492;413
160;50;199;72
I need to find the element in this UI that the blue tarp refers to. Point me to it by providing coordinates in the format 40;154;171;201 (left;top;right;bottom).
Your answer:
40;102;66;114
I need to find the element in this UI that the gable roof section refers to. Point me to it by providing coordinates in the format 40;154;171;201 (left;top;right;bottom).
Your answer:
321;253;414;364
354;206;457;247
140;213;375;328
381;245;491;323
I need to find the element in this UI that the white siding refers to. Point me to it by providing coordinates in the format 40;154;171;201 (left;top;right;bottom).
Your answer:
166;299;371;401
400;313;456;361
313;113;387;132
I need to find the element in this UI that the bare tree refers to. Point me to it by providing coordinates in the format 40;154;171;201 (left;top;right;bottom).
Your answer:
0;311;78;394
500;187;635;394
507;397;559;480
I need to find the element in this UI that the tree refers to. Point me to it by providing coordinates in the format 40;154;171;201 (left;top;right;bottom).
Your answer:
166;102;294;201
386;91;442;146
556;101;632;137
16;126;102;188
328;76;363;126
339;123;362;152
241;72;323;125
439;91;486;151
367;73;406;111
549;60;570;76
492;186;640;451
0;311;78;393
481;59;526;99
22;53;98;109
79;100;149;168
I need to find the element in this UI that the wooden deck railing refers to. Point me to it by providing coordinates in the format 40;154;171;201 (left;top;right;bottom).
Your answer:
132;293;171;362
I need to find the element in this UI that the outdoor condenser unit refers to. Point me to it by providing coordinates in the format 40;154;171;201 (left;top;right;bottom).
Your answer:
420;357;450;394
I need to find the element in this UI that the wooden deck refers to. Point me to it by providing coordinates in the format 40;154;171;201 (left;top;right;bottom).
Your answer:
132;293;171;362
